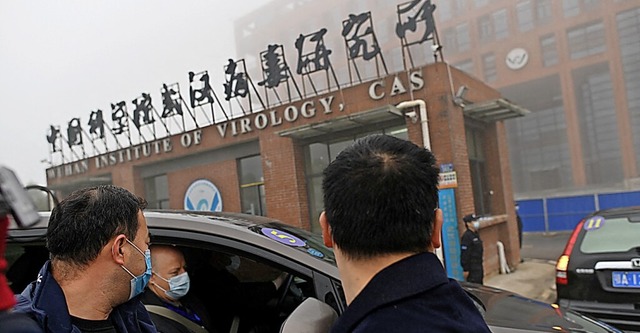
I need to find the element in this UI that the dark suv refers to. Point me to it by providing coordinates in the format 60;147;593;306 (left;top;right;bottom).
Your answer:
556;206;640;331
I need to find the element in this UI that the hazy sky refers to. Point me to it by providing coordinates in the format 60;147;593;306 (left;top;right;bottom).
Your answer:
0;0;271;185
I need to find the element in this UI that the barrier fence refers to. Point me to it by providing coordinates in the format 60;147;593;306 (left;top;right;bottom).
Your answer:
517;190;640;232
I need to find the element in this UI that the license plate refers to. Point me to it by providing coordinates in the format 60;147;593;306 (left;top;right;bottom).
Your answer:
612;271;640;288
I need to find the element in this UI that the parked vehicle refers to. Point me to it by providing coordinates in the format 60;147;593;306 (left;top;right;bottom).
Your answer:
6;210;621;332
556;206;640;332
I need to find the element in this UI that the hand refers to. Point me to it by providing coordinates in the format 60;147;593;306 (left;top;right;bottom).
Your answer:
272;271;289;289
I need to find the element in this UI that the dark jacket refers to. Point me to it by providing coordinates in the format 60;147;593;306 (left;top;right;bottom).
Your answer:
330;252;491;333
13;261;157;333
140;289;212;333
460;228;483;272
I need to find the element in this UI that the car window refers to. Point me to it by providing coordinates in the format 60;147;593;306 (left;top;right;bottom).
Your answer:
579;216;640;254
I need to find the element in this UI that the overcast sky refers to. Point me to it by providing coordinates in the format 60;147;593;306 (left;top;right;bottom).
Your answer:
0;0;271;185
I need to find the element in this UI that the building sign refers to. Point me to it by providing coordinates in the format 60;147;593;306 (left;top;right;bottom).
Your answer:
46;2;441;179
184;179;222;212
505;48;529;70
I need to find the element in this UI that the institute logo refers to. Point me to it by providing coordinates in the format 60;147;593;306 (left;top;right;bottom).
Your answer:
184;179;222;212
505;48;529;70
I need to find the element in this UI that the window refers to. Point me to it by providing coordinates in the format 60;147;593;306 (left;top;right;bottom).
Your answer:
453;59;474;75
456;23;471;51
617;7;640;169
238;155;266;216
567;21;605;59
580;217;640;254
144;174;170;209
493;9;509;40
563;0;580;17
535;0;553;24
466;128;491;215
517;0;534;32
304;126;408;233
438;0;452;21
540;34;558;66
482;53;497;82
574;66;623;185
478;15;493;41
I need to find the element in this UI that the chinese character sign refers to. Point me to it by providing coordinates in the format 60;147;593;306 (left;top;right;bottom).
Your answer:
189;71;214;108
258;44;289;89
223;59;249;101
67;118;83;147
131;93;155;129
88;110;105;139
46;125;61;152
396;0;437;44
111;101;129;135
295;28;333;75
161;83;184;118
342;12;381;61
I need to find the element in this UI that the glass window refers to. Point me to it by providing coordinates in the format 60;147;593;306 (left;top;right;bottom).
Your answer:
478;15;492;41
144;174;170;209
482;53;497;82
616;8;640;169
456;23;471;52
517;1;534;32
536;0;553;24
580;217;640;254
304;125;408;233
493;9;509;40
238;155;266;216
466;128;490;215
563;0;580;17
540;34;558;66
574;66;623;185
567;21;605;59
453;59;475;75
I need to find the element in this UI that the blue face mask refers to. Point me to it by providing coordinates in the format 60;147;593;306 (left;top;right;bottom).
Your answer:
121;239;152;300
153;271;190;300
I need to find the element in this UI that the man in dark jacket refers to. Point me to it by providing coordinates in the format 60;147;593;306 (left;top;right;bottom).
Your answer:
14;185;156;333
320;135;490;333
461;214;484;284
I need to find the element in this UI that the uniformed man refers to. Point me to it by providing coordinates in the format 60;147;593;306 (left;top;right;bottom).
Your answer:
461;214;484;284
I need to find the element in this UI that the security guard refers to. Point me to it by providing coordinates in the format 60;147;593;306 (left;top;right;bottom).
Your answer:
460;214;484;284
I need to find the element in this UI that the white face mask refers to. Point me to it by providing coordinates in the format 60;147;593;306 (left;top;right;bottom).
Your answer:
472;221;481;230
153;271;190;300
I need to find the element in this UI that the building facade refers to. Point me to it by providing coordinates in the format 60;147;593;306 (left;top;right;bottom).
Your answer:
433;0;640;231
46;0;527;277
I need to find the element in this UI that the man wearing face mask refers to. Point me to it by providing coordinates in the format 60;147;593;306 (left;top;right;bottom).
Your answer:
460;214;484;284
141;245;212;333
13;185;156;333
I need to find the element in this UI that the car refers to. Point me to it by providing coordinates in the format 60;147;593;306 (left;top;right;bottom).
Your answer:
6;210;622;333
556;206;640;332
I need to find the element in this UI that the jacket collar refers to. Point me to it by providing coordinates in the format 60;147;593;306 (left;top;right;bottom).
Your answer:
16;260;156;333
332;252;449;332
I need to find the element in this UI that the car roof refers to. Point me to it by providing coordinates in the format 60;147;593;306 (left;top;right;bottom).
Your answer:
594;205;640;218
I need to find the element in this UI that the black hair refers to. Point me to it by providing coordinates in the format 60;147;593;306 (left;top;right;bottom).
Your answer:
46;185;147;266
322;135;440;259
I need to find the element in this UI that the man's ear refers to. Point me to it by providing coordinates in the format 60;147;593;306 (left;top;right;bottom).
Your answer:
319;211;333;248
431;208;443;249
111;234;127;265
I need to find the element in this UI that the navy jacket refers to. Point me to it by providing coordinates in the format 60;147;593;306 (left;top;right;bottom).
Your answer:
13;261;157;333
330;252;491;333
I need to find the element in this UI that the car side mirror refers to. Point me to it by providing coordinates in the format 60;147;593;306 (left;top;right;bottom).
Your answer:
280;297;338;333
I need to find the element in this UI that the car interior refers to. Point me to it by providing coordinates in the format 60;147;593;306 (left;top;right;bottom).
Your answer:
5;239;335;333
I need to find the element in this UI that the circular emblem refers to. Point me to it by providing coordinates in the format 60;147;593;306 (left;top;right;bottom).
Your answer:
184;179;222;212
307;248;325;258
261;228;306;247
505;48;529;70
583;216;604;231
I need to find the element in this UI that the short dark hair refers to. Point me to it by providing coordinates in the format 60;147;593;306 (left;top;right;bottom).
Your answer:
322;135;440;259
47;185;147;266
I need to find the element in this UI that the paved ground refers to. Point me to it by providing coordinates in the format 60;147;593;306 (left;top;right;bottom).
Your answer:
484;231;571;303
485;258;557;303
